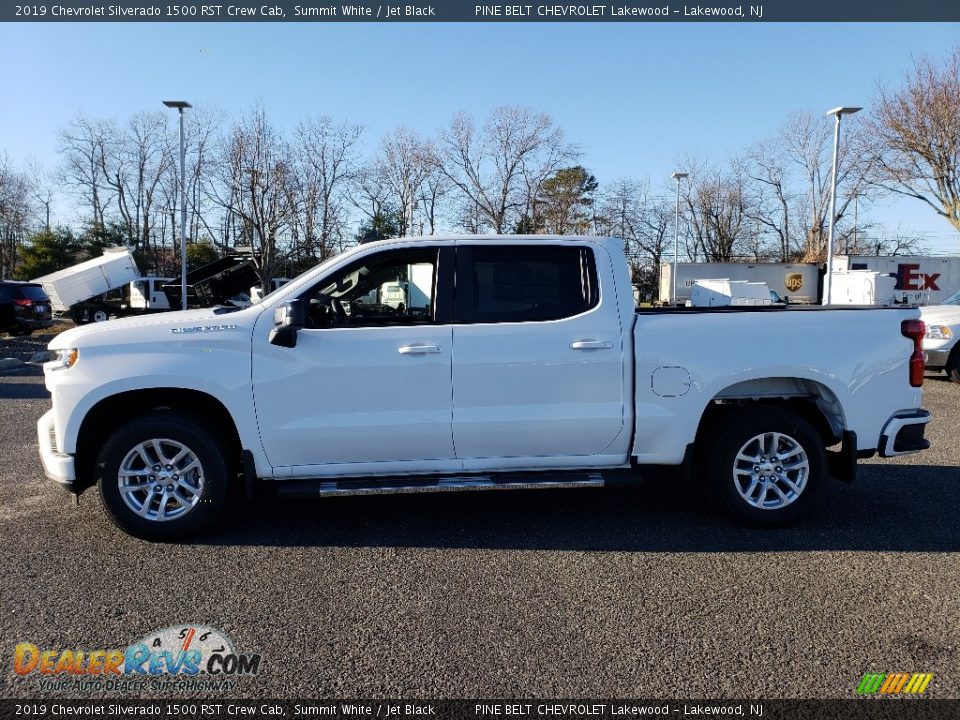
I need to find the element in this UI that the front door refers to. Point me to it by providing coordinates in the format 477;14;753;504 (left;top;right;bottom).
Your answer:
252;246;458;476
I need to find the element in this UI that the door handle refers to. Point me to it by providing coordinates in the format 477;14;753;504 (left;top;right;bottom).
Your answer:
398;344;443;355
570;340;613;350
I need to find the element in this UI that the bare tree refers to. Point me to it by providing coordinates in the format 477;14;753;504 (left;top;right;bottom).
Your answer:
866;47;960;232
417;144;451;235
678;158;751;262
736;144;797;261
293;115;364;262
369;127;431;236
778;111;874;260
0;154;33;279
26;157;55;233
438;106;575;233
207;105;296;289
57;113;112;227
596;177;673;299
100;111;171;254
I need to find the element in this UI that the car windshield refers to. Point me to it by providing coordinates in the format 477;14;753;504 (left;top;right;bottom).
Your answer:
941;289;960;305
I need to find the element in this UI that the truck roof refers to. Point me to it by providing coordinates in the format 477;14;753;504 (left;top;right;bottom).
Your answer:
361;234;618;245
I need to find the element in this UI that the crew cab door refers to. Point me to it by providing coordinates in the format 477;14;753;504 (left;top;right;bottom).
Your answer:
251;246;458;476
451;242;627;468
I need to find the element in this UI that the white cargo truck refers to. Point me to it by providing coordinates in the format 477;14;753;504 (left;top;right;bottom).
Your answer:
659;262;820;306
829;271;897;306
36;247;141;321
833;255;960;305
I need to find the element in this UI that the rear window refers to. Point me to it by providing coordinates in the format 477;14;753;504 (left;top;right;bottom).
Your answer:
17;285;49;301
456;245;599;323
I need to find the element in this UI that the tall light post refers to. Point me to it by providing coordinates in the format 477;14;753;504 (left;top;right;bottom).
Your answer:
824;106;861;305
163;100;192;311
670;171;688;306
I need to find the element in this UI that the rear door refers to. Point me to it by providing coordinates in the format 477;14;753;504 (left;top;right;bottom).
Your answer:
451;241;626;468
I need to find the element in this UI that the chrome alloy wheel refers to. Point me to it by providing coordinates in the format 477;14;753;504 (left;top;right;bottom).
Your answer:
117;439;204;522
732;431;809;510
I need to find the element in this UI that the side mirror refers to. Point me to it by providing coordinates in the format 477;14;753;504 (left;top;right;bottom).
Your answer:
268;299;306;348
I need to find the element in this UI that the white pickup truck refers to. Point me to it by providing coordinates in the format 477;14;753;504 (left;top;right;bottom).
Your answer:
38;236;932;540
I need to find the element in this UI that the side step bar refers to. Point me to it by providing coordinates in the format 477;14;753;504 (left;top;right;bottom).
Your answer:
274;469;639;498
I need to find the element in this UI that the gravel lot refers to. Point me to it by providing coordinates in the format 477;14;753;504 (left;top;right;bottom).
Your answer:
1;330;958;700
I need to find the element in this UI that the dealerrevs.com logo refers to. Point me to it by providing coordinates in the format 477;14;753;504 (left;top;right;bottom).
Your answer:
856;672;933;696
13;625;262;693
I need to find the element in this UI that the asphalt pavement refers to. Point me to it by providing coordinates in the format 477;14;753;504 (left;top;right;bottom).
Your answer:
1;333;958;700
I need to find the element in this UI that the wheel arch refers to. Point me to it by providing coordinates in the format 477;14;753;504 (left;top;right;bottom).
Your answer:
74;388;242;494
695;376;846;449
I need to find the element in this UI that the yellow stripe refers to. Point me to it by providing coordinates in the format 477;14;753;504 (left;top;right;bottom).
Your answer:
917;674;933;694
904;674;920;693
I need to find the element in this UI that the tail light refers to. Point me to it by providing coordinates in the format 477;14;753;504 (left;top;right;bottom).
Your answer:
901;319;925;387
11;298;33;307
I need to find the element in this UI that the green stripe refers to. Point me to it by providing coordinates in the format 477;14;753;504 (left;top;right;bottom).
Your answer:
857;673;886;694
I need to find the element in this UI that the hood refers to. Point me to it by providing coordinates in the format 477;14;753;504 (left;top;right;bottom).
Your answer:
919;303;960;326
48;306;260;350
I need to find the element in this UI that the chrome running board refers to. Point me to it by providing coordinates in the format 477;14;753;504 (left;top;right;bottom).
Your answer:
273;470;636;498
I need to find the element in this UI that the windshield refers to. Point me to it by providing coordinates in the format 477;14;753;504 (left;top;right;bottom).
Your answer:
942;289;960;305
19;285;50;301
252;248;355;305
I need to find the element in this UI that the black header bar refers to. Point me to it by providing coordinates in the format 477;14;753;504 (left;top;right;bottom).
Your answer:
5;0;960;22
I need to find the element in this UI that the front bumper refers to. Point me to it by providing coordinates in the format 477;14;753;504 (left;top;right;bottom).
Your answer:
878;409;932;458
37;409;76;487
924;348;951;369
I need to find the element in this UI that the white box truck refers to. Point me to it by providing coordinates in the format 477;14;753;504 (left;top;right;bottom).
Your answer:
833;255;960;305
829;271;897;306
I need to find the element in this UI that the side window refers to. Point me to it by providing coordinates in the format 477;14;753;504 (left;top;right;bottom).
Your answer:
301;248;438;328
456;245;599;323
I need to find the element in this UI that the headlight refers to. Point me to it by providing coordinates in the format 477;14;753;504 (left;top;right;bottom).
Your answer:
924;325;953;340
47;348;79;371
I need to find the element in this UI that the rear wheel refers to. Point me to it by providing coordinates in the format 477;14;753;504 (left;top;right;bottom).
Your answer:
96;413;229;541
704;406;826;526
89;308;110;323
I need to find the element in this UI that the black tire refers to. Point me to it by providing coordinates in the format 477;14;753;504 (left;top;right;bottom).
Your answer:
946;348;960;384
96;412;230;541
704;406;826;526
89;308;110;323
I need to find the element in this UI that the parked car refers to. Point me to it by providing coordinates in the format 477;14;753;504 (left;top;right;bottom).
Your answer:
0;281;53;336
38;236;931;541
920;288;960;383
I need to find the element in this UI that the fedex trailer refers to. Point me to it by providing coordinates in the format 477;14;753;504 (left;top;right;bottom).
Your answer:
833;255;960;305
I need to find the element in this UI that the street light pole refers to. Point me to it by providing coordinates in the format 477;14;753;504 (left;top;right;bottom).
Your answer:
163;100;192;311
824;106;861;305
671;172;688;306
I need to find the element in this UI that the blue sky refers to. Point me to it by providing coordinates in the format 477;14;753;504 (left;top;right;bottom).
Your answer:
1;21;958;253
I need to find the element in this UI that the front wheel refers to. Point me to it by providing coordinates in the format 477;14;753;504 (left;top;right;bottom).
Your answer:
704;406;826;526
96;413;230;541
946;348;960;384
